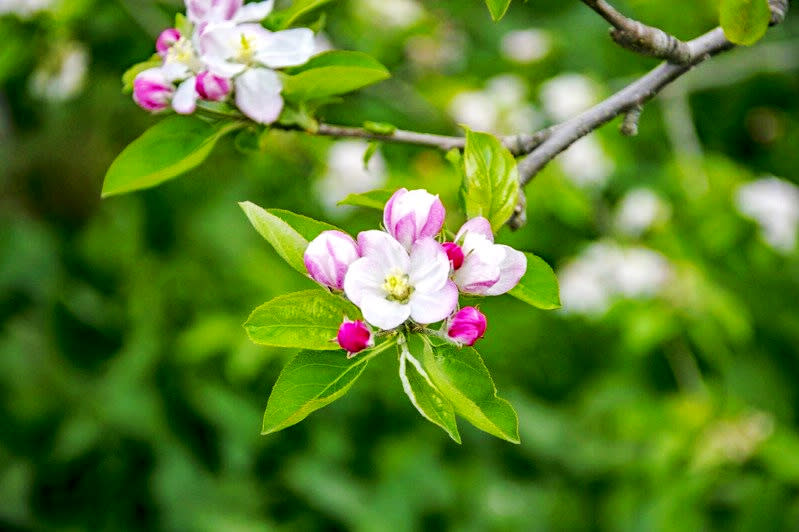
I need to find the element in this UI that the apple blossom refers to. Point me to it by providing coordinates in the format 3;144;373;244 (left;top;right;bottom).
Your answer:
186;0;275;27
452;216;527;296
304;230;360;290
195;71;231;101
447;306;487;346
344;231;458;330
199;23;314;123
336;319;374;357
132;68;174;112
156;28;182;57
383;188;446;250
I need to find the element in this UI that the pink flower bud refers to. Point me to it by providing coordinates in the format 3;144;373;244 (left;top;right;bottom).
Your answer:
383;188;445;250
304;230;360;290
195;71;231;101
447;307;487;346
442;242;464;270
156;28;181;57
132;68;174;112
337;319;373;357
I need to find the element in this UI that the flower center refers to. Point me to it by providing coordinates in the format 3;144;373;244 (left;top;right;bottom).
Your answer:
236;33;256;64
382;269;413;303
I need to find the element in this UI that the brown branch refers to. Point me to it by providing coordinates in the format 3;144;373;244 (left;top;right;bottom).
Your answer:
507;0;790;229
581;0;692;63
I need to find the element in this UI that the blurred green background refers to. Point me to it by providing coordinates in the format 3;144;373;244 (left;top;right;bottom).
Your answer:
2;0;799;529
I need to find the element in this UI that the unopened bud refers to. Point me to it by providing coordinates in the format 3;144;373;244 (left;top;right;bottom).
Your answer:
156;28;181;57
447;306;487;346
337;319;373;357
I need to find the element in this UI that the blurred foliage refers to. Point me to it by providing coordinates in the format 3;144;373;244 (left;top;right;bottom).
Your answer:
2;0;799;530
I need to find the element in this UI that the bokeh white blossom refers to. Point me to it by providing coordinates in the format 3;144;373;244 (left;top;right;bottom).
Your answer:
315;140;387;217
29;42;89;102
449;74;543;135
614;188;671;237
557;135;614;188
500;29;552;64
0;0;53;17
735;177;799;253
539;73;598;122
559;241;673;315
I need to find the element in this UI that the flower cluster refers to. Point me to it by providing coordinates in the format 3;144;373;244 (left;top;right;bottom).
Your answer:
303;188;527;354
131;0;314;124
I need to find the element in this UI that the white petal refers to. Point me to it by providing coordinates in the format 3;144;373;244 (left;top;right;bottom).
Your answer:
233;0;274;22
409;281;458;324
161;61;191;82
455;216;494;244
454;250;501;295
360;293;410;330
234;68;283;124
255;28;315;68
408;238;449;293
199;23;248;77
357;230;410;273
343;257;385;306
484;245;527;295
172;77;198;114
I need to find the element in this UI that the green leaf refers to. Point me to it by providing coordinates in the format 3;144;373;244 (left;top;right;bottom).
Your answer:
264;0;334;30
245;289;359;350
337;189;394;210
720;0;770;45
239;201;309;274
281;51;390;102
485;0;512;21
420;337;520;443
121;54;161;94
508;252;561;310
362;141;380;168
174;12;193;36
363;121;397;135
102;116;242;197
401;336;461;443
266;209;340;241
261;339;395;434
460;128;520;232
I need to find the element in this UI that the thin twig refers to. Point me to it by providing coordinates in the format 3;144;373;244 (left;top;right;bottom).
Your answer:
581;0;692;63
312;123;553;157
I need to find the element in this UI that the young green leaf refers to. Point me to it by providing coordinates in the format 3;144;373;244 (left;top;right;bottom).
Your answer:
363;121;397;135
266;209;341;241
245;290;360;350
485;0;512;21
508;252;561;310
264;0;334;30
239;201;309;274
281;51;390;102
337;189;395;210
460;128;520;232
420;337;520;444
103;116;242;197
720;0;770;46
400;336;461;443
261;339;395;434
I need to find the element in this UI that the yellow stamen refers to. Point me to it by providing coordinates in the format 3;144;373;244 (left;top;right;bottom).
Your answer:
382;269;413;303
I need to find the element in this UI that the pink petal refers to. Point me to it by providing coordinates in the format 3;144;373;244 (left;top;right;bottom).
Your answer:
455;216;494;243
484;245;527;295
